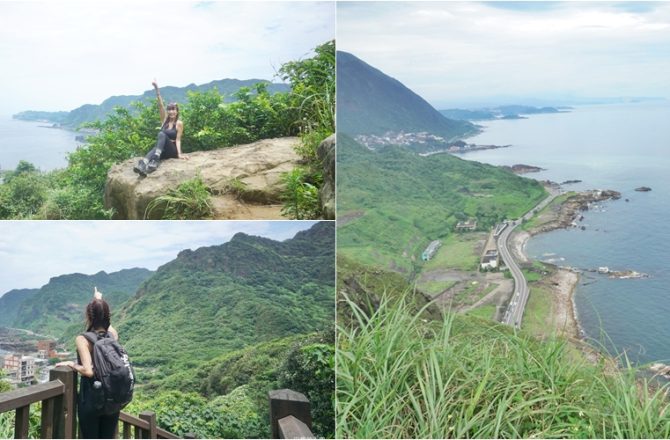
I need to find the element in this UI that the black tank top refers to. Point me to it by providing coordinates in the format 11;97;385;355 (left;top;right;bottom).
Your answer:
162;121;178;141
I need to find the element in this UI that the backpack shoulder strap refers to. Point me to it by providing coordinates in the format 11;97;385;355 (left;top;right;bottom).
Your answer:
82;331;99;345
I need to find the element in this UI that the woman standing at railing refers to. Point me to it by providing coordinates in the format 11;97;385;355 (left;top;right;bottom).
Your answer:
56;288;122;439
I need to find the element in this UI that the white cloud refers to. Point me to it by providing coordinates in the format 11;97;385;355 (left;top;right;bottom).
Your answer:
0;220;321;294
0;1;335;114
338;1;670;106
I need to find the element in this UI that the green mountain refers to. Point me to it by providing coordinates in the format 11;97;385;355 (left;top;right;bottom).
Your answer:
0;288;40;328
337;134;546;273
114;221;335;375
13;78;291;128
13;268;154;337
336;51;477;142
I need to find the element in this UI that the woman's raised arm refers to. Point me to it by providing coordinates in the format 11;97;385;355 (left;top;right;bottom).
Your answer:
152;79;166;123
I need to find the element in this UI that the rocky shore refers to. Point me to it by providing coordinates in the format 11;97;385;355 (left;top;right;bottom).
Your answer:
532;189;621;234
512;188;622;340
501;164;545;174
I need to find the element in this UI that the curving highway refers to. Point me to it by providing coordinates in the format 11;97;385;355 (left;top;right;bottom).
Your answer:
498;191;559;329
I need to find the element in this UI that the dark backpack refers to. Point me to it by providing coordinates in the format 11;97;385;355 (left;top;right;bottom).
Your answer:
82;331;135;414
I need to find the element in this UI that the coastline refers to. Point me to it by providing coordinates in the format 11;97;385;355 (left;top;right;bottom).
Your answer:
511;188;621;341
511;229;581;340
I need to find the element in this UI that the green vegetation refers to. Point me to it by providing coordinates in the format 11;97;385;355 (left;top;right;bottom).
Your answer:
115;224;334;376
0;288;39;328
280;167;320;220
145;175;213;220
423;233;486;272
0;42;334;220
465;304;497;321
13;80;290;129
337;292;670;438
1;223;334;439
337;134;547;273
414;279;457;296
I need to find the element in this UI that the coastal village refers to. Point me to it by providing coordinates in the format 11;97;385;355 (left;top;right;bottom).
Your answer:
354;130;508;154
0;335;68;388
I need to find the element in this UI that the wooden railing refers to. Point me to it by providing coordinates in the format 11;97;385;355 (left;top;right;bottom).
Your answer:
269;389;314;439
2;367;315;439
0;366;178;439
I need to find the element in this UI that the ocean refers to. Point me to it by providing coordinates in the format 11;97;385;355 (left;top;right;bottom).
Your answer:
0;115;81;172
461;102;670;365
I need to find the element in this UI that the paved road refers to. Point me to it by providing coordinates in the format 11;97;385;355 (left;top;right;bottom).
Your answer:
498;190;559;329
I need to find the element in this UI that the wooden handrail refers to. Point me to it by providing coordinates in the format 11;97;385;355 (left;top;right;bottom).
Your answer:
0;367;178;439
0;381;64;413
1;374;314;439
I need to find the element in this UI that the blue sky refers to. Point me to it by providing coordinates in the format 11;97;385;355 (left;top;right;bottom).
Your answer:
338;1;670;108
0;221;324;294
0;1;335;115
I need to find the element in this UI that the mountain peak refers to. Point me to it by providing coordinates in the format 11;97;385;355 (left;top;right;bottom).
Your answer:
337;51;477;146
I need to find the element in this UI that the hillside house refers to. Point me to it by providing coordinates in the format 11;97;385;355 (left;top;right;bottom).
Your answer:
456;219;477;231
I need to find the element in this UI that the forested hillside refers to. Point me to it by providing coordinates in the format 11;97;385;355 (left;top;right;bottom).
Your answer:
0;289;39;328
337;134;546;272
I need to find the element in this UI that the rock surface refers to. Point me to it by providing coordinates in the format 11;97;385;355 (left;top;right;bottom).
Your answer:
104;137;302;219
501;164;545;174
317;134;335;220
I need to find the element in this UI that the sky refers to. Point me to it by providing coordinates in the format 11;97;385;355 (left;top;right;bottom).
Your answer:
338;1;670;108
0;220;323;295
0;1;335;115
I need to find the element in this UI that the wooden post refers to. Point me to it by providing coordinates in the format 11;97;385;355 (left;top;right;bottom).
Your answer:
50;367;77;439
41;396;55;438
15;405;30;439
268;389;312;439
123;421;132;439
139;411;157;439
278;415;315;439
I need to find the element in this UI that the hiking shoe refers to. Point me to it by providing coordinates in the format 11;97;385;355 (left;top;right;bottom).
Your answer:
133;159;147;176
146;158;159;173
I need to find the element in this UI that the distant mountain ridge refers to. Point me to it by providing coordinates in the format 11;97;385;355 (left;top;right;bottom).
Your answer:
9;268;154;337
440;105;567;121
336;51;477;147
13;78;291;128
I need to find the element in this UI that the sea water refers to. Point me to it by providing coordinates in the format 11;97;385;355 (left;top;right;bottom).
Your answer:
0;116;81;171
462;102;670;364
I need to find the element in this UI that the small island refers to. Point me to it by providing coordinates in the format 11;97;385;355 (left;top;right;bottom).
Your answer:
635;186;652;192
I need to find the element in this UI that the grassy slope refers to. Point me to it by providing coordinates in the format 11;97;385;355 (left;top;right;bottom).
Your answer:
337;134;547;274
337;293;670;439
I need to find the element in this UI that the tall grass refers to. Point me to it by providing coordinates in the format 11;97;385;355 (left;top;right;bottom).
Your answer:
145;175;213;219
337;292;670;438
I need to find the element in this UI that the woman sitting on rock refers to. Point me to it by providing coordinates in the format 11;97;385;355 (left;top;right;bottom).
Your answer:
134;79;186;176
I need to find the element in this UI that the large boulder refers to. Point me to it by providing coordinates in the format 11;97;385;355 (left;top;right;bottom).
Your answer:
317;134;335;220
104;137;301;219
